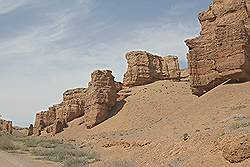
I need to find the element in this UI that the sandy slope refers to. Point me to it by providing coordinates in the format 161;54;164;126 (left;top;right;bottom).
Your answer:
0;151;61;167
53;80;250;167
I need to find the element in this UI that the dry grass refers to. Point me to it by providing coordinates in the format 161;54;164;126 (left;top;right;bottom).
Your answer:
108;160;135;167
0;135;19;151
0;132;98;167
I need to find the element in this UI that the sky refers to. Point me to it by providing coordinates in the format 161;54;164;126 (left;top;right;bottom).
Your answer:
0;0;212;127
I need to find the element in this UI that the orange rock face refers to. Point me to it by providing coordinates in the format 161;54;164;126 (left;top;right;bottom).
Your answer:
123;51;181;87
185;0;250;96
0;119;13;134
83;70;118;128
33;70;118;136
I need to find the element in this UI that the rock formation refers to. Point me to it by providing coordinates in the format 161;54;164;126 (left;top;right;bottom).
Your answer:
223;134;250;163
82;70;118;128
123;51;181;87
185;0;250;96
0;119;13;134
27;124;33;136
33;70;118;136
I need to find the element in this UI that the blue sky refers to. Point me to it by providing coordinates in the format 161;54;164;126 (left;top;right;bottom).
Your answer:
0;0;211;126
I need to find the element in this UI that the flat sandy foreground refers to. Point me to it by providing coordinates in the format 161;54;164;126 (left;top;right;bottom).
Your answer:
0;151;61;167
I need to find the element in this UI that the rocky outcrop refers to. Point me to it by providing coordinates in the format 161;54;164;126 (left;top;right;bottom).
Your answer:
52;119;65;135
27;124;33;136
223;134;250;163
33;70;118;136
123;51;181;87
83;70;118;128
33;110;57;136
185;0;250;96
0;119;13;134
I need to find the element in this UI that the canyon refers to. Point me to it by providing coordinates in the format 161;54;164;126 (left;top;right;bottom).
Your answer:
1;0;250;166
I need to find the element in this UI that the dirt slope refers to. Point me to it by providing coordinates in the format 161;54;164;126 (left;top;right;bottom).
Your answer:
53;80;250;167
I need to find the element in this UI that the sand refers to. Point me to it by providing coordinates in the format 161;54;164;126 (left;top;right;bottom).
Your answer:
0;151;61;167
47;80;250;167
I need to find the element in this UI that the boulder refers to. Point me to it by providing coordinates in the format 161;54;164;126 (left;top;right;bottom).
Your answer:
185;0;250;96
223;134;250;163
123;51;181;87
0;119;12;134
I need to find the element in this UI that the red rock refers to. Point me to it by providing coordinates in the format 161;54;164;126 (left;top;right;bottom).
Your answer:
123;51;181;87
0;119;13;134
185;0;250;96
52;119;66;135
33;70;118;135
83;70;118;128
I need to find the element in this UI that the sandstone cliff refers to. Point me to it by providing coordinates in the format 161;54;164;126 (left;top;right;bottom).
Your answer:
123;51;181;87
33;70;118;136
185;0;250;96
0;119;13;134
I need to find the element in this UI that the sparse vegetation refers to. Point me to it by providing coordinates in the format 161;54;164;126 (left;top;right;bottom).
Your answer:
108;160;135;167
223;114;250;130
168;157;185;167
229;121;250;130
230;105;247;111
0;134;19;151
0;132;98;167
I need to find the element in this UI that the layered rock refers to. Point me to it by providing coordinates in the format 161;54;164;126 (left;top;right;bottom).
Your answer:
185;0;250;96
123;51;181;87
0;119;13;134
33;70;118;136
33;110;57;136
83;70;118;128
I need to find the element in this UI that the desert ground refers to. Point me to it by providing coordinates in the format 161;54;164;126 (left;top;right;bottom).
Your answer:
0;151;61;167
0;79;249;167
1;0;250;166
44;80;249;167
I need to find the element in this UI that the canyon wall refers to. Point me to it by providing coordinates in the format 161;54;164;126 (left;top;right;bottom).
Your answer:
33;70;118;136
123;51;181;87
185;0;250;96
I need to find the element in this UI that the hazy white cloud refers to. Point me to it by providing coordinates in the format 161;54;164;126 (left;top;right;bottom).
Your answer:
0;0;212;126
0;0;31;15
0;0;94;66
